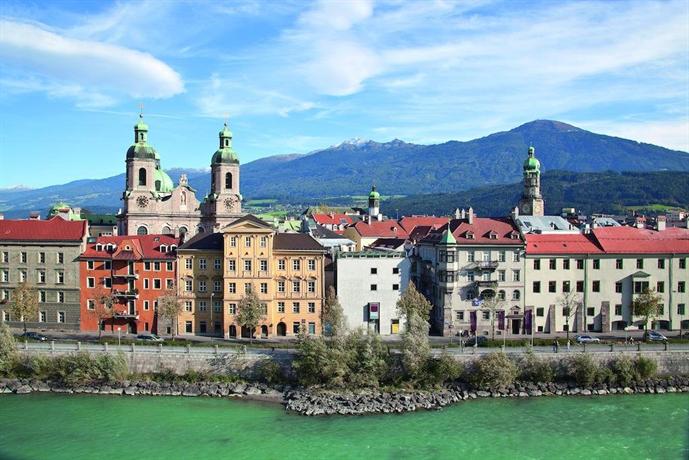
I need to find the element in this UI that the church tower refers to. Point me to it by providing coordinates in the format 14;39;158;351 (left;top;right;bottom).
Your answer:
518;146;544;216
368;185;380;218
203;122;242;227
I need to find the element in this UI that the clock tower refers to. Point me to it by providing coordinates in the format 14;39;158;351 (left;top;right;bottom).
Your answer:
518;146;544;216
203;122;242;228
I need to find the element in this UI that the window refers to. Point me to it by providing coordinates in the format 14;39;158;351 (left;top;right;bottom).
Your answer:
680;258;687;269
166;279;174;290
656;281;664;293
185;280;193;292
548;281;556;293
615;282;622;293
576;259;584;270
103;278;111;288
293;281;301;293
19;270;26;282
536;307;544;317
228;282;236;293
499;251;506;263
678;304;685;315
292;322;300;334
225;172;232;189
592;259;600;270
592;281;600;292
392;267;399;274
498;270;506;282
153;279;161;289
636;259;643;269
154;262;161;271
278;259;285;270
37;310;46;323
307;281;316;293
658;304;664;315
138;167;147;186
213;258;221;270
39;252;46;264
533;259;540;270
0;270;8;283
213;280;222;292
37;270;46;284
277;281;285;293
292;302;300;313
228;303;237;314
214;301;221;313
456;311;464;320
260;236;268;248
549;259;556;270
392;284;399;291
228;260;236;272
39;291;46;303
17;252;25;263
137;226;148;236
634;281;649;294
57;291;64;303
498;290;506;301
587;307;594;316
198;301;207;311
260;283;268;294
145;261;152;271
658;259;665;269
144;301;150;311
512;270;520;282
57;311;65;323
104;261;111;270
277;302;285;313
244;260;252;272
87;277;95;288
185;321;193;333
576;281;584;293
308;322;316;334
244;236;251;247
244;283;252;294
199;321;207;334
293;259;301;271
199;258;207;270
615;259;623;269
0;252;7;263
86;260;94;270
260;303;268;315
482;311;490;320
614;304;622;315
563;281;571;293
512;290;520;300
563;259;570;270
483;251;490;262
513;251;520;262
144;279;150;289
167;261;174;271
260;260;268;272
185;258;193;270
56;271;64;284
468;251;475;263
57;253;64;264
370;284;378;291
230;237;237;247
679;281;686;293
308;302;316;313
467;271;474;282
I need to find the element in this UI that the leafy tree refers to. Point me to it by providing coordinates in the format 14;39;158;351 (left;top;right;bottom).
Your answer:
397;282;433;380
0;322;17;375
558;291;582;343
632;288;662;332
237;291;264;343
396;282;432;325
481;295;504;341
92;287;115;337
9;282;39;334
158;289;183;338
321;286;345;337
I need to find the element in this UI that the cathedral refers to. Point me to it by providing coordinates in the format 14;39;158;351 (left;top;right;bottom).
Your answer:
117;116;243;236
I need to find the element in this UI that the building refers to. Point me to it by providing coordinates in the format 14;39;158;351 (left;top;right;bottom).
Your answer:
176;215;327;338
79;234;180;334
517;146;544;216
336;251;410;335
343;220;410;251
117;116;243;237
0;216;88;330
416;211;525;336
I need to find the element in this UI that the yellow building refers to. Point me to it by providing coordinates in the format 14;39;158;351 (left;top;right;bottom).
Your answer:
177;215;326;338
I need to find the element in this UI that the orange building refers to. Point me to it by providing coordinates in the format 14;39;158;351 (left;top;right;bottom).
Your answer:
79;234;180;334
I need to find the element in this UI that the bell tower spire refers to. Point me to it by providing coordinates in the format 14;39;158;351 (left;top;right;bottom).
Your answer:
518;146;544;216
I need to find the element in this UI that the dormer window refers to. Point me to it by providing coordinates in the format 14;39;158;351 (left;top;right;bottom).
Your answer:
465;231;475;240
488;231;498;240
160;244;167;253
96;244;103;251
170;245;177;251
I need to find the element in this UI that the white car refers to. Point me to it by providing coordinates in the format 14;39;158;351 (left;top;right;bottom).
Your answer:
576;335;600;344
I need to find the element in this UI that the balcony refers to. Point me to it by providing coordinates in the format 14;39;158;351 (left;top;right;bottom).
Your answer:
113;289;139;299
474;280;498;288
471;261;499;271
112;272;139;280
113;310;139;320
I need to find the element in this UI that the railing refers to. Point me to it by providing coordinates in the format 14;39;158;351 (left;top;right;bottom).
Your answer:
474;261;499;270
112;272;139;280
474;280;498;288
112;290;139;299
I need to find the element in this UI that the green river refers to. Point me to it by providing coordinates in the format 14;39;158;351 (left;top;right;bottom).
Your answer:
0;393;687;459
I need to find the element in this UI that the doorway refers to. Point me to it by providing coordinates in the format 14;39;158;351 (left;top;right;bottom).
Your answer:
276;322;287;336
260;325;268;338
511;319;521;335
229;325;237;338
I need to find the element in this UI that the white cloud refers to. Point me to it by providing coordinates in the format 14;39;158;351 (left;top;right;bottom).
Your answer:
0;19;184;105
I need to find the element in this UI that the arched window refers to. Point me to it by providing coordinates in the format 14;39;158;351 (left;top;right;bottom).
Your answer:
179;226;188;236
162;226;172;235
512;290;520;301
136;226;148;235
138;168;147;186
498;290;506;301
155;180;161;191
225;172;232;189
197;226;205;233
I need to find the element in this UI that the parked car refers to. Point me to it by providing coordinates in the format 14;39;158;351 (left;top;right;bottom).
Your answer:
18;332;48;342
136;333;163;342
464;336;488;347
575;335;600;344
643;330;667;342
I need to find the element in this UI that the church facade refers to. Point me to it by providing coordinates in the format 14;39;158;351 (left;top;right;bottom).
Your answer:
117;116;243;237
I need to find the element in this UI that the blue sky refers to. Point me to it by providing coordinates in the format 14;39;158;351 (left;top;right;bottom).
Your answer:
1;0;688;188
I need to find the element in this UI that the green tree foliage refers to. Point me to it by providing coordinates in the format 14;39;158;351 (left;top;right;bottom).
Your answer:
396;282;432;322
400;311;431;379
609;356;636;387
158;290;183;338
518;352;554;383
9;282;39;333
466;352;517;390
634;356;658;380
568;354;599;387
633;288;662;332
0;322;17;375
237;291;264;342
321;286;345;337
421;352;462;388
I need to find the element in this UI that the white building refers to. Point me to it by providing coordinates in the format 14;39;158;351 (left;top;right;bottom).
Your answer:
336;251;410;335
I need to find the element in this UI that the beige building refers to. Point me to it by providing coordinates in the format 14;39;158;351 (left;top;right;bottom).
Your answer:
177;215;327;338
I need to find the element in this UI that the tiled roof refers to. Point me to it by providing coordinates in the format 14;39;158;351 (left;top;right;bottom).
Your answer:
423;217;522;245
368;237;406;250
398;216;448;234
312;213;355;226
526;234;604;255
0;216;87;242
178;232;223;251
274;233;325;251
80;234;180;260
310;225;351;240
591;226;689;254
351;220;409;238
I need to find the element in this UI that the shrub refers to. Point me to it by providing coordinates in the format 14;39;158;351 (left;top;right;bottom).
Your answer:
568;354;599;387
0;323;17;376
421;352;463;387
518;352;554;383
341;330;388;388
466;352;517;390
12;355;50;379
596;365;615;385
95;353;128;383
609;356;636;387
254;358;284;385
635;356;657;380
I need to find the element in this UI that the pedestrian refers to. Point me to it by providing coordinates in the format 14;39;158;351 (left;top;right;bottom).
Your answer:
555;340;560;353
552;339;557;353
566;340;571;352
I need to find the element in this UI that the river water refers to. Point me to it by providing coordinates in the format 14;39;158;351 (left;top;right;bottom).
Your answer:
0;393;687;459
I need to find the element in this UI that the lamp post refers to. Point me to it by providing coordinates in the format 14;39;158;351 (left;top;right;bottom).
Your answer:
117;326;121;348
210;292;214;338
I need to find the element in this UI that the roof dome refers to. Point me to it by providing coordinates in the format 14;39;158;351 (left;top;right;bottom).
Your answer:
212;122;239;164
127;143;159;160
523;146;540;172
154;168;174;193
134;114;148;131
369;186;380;199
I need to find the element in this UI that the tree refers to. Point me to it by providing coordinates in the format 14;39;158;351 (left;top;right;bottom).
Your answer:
158;290;183;338
396;282;432;325
481;295;504;341
0;322;17;375
632;288;662;332
92;287;115;338
397;282;433;380
237;291;264;343
321;286;345;337
558;291;582;344
9;282;39;334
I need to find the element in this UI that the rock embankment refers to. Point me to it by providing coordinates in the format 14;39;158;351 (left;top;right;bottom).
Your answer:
0;378;284;403
284;376;689;416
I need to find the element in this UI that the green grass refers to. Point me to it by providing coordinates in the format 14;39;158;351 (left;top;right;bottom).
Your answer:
624;203;684;212
245;199;278;206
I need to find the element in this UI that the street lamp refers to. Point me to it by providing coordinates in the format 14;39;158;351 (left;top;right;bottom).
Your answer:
210;292;214;337
117;326;121;347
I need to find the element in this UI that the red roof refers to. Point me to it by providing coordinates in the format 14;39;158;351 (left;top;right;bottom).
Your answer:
591;226;689;254
0;216;87;242
312;213;354;226
398;216;448;234
351;220;409;238
423;217;521;245
526;234;604;255
80;234;180;260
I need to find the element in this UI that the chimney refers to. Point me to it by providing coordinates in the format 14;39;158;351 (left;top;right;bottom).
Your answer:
29;211;40;220
511;206;519;221
657;215;666;231
635;219;644;229
454;208;461;219
0;213;3;220
460;208;466;219
468;207;474;225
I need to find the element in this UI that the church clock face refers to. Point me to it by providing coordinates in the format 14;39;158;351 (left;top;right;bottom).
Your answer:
521;203;531;214
224;196;237;211
136;196;149;208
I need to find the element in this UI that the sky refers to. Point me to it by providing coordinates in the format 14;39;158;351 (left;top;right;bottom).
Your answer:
0;0;688;188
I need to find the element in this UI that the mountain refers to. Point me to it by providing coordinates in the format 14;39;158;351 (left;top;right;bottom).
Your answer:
1;120;687;217
383;171;689;217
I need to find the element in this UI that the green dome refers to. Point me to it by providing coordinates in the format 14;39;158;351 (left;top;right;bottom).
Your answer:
212;147;239;164
127;143;159;160
134;116;148;131
50;202;70;212
153;168;174;193
523;147;540;171
369;186;380;199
